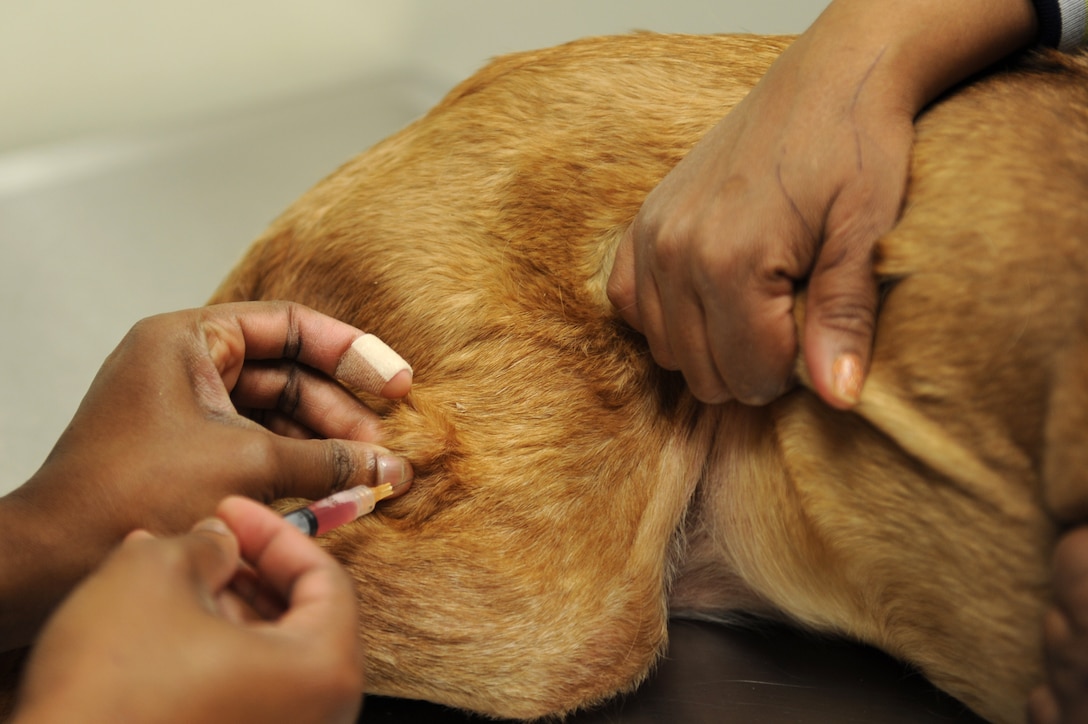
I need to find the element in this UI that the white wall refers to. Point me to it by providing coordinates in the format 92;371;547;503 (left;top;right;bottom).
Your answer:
0;0;828;153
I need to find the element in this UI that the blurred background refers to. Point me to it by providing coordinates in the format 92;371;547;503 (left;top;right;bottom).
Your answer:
0;0;827;492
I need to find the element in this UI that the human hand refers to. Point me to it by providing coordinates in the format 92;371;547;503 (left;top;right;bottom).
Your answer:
13;496;365;724
0;301;412;648
1028;527;1088;724
606;0;1037;409
608;31;912;408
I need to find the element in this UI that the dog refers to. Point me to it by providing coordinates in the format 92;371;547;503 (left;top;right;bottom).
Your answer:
209;33;1088;724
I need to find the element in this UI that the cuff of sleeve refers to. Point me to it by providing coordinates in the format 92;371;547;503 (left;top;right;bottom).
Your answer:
1034;0;1088;51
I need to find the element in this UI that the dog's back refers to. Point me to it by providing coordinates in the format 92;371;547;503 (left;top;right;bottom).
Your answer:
212;34;1088;723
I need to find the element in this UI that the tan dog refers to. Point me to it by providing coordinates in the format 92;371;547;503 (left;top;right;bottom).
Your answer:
210;34;1088;724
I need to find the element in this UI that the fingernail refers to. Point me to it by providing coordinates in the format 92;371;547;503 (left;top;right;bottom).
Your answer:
832;353;863;406
335;334;412;395
191;517;231;537
377;454;414;493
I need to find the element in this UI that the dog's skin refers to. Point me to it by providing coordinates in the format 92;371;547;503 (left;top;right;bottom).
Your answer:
209;34;1088;724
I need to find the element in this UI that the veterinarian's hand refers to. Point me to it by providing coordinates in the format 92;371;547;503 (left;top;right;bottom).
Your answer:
0;301;413;649
13;496;365;724
607;0;1037;408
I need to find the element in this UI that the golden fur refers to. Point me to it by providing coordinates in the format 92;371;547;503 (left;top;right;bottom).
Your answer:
208;34;1088;723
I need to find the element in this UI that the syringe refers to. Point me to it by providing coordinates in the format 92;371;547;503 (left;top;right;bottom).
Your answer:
283;482;401;537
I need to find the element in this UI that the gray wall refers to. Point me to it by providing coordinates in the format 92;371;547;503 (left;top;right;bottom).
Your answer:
1;1;827;152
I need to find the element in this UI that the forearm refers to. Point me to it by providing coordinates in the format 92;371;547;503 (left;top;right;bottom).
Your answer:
0;483;100;651
791;0;1039;115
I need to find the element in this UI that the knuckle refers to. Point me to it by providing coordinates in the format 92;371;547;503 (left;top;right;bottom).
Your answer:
809;266;878;341
691;236;730;274
728;364;792;406
116;314;177;357
679;357;732;405
645;335;679;372
324;439;362;490
125;315;159;340
646;235;681;275
605;270;634;311
646;217;699;272
276;363;304;418
812;295;877;340
281;302;303;360
686;377;731;405
717;339;795;407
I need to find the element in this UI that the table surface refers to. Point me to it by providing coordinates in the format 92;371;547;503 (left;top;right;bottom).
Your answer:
361;620;985;723
0;69;987;724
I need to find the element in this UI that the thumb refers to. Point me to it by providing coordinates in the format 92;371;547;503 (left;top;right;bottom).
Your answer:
262;436;414;502
803;231;879;410
606;226;644;332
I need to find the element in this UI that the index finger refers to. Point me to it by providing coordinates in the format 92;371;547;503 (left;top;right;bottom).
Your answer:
200;301;413;398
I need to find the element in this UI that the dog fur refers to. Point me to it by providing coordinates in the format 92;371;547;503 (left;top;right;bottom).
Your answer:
209;34;1088;723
